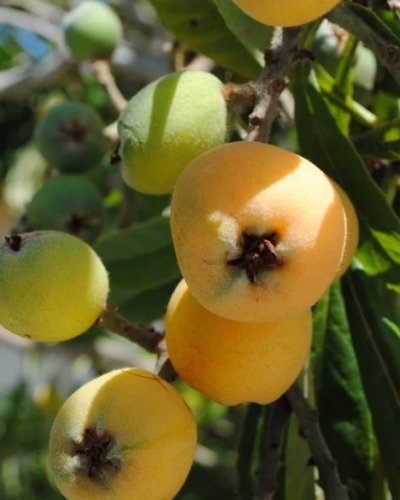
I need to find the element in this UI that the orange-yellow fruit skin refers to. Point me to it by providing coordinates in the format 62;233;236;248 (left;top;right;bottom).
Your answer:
170;141;346;323
49;367;197;500
233;0;341;27
333;182;359;280
166;280;312;406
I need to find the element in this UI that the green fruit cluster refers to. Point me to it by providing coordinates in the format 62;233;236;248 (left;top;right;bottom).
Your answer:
0;10;365;497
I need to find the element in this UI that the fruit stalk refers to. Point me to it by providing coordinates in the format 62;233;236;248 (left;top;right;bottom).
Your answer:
90;60;127;113
100;304;164;354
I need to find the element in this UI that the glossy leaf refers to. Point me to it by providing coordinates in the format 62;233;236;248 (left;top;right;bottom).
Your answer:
330;35;359;134
314;63;378;128
283;414;315;500
353;118;400;160
212;0;273;65
342;270;400;499
147;0;261;78
236;403;264;499
94;217;181;322
110;280;179;323
312;281;375;498
291;59;400;276
346;3;400;46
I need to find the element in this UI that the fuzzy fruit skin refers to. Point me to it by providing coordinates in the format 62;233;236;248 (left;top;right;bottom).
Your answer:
49;367;197;500
166;280;312;405
118;70;228;195
25;176;106;243
63;1;122;61
35;102;107;174
170;141;346;323
233;0;340;27
0;231;109;342
333;182;359;280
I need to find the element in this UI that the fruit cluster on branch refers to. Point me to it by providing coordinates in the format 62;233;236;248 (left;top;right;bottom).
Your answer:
0;1;368;499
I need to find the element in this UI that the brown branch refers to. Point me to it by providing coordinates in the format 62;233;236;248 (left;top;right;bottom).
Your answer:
246;26;304;142
0;54;78;100
223;81;260;108
99;304;176;381
285;383;350;500
90;60;127;114
328;3;400;86
100;304;163;354
254;397;292;500
2;0;63;22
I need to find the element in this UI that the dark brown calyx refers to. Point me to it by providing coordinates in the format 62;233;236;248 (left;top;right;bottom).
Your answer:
59;119;88;145
227;232;281;284
74;427;121;482
64;211;100;235
5;234;23;252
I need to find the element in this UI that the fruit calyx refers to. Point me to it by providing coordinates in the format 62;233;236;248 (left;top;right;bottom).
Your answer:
74;427;121;481
228;232;281;283
64;211;100;235
5;234;23;252
59;119;87;145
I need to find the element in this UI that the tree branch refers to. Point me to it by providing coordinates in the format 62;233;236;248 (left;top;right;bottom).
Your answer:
246;26;304;142
0;6;65;48
328;3;400;86
100;305;177;381
254;397;292;500
285;382;350;500
100;304;163;354
2;0;63;22
0;53;78;100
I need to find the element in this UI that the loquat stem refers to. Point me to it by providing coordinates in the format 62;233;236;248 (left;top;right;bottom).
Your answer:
286;382;350;500
100;304;163;354
328;4;400;86
222;81;260;108
254;397;292;500
90;60;127;114
246;26;304;143
99;305;176;381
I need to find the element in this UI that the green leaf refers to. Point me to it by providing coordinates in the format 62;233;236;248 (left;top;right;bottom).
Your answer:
94;216;181;293
314;63;378;128
346;3;400;46
342;270;400;499
330;35;359;135
147;0;261;79
376;10;400;42
312;282;375;498
236;403;264;499
212;0;273;66
355;220;393;276
353;118;400;160
283;414;315;500
291;59;400;274
111;280;179;323
95;216;173;261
